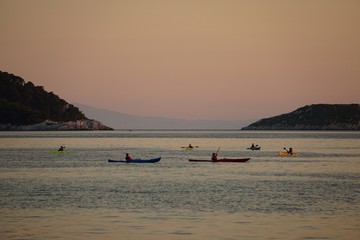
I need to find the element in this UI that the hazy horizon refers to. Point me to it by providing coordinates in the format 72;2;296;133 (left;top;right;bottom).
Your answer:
1;0;359;121
74;102;256;129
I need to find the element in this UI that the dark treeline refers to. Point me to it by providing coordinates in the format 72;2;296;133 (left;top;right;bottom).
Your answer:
0;71;87;125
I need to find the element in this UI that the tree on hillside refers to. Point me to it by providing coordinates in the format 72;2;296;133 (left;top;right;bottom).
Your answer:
0;71;87;125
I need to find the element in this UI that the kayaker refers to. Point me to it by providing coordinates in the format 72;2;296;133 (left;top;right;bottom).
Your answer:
286;147;293;155
251;143;255;148
58;146;65;151
211;152;218;161
125;153;132;161
188;144;193;149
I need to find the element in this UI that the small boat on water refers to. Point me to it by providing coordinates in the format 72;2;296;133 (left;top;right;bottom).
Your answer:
182;147;194;150
181;146;199;150
278;151;300;157
108;157;161;163
189;158;250;163
247;146;261;150
50;150;70;154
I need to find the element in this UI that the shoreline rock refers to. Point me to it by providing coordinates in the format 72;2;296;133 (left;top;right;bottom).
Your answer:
0;119;113;131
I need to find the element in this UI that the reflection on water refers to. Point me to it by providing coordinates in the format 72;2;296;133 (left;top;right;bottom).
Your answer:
0;131;359;239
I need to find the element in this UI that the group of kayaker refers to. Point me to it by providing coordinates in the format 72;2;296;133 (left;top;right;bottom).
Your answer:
124;144;220;162
124;143;294;161
58;143;294;161
122;147;295;162
188;143;295;160
248;143;294;155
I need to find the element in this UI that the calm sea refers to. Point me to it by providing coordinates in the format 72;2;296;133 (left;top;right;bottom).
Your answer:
0;130;359;240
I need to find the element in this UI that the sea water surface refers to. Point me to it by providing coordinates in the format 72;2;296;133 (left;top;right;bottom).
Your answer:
0;130;359;239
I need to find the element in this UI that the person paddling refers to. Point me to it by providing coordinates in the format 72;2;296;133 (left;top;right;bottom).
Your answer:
284;147;293;155
58;146;65;151
211;147;220;161
125;153;132;161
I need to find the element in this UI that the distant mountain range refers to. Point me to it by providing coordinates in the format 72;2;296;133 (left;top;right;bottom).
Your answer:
74;103;254;129
242;104;360;130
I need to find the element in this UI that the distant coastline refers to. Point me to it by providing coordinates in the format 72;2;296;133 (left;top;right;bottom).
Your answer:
0;119;113;131
242;104;360;131
2;72;359;131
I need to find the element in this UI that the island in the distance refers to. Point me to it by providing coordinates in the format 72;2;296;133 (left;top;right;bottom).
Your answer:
0;71;113;130
242;104;360;130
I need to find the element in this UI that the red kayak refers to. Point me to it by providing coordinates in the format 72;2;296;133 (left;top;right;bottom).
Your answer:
189;158;250;163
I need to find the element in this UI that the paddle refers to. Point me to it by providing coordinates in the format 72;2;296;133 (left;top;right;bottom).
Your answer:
210;146;220;161
216;146;220;156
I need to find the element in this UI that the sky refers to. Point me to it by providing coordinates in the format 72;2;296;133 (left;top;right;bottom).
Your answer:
1;0;359;121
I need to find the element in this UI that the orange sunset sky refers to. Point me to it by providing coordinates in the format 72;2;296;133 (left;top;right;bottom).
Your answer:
1;0;359;121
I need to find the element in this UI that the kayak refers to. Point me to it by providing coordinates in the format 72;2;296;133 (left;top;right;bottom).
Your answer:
183;147;194;150
278;151;300;157
108;157;161;163
189;158;250;163
50;150;70;154
181;146;199;150
247;146;261;150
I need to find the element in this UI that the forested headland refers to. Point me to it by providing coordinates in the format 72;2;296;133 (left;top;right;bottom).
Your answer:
0;71;112;130
242;104;360;130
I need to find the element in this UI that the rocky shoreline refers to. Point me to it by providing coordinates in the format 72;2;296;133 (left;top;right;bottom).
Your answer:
0;119;113;131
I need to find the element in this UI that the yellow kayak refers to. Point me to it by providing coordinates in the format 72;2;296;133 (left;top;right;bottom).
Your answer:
50;150;70;154
278;151;300;157
181;146;199;150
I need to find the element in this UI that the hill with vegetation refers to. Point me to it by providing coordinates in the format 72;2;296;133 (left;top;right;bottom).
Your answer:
242;104;360;130
0;71;112;130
